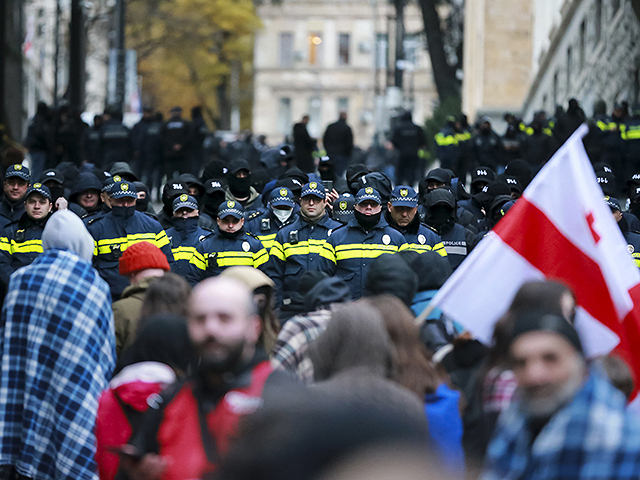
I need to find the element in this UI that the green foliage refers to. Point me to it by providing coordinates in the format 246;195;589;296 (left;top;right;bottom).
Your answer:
424;94;461;159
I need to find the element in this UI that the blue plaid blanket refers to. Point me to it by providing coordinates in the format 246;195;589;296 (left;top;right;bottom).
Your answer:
0;249;116;480
482;371;640;480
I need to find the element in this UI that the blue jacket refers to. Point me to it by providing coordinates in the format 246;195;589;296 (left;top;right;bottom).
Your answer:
0;199;25;232
265;212;340;306
186;227;269;285
87;209;173;298
166;217;211;278
386;211;447;256
319;216;407;300
424;384;465;475
0;213;50;286
441;223;472;270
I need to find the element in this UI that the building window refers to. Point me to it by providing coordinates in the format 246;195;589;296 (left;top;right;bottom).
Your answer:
338;34;350;65
277;98;292;135
579;20;586;71
594;0;602;46
403;33;421;67
308;33;323;66
279;33;294;67
566;47;572;94
376;33;388;69
308;96;322;137
337;97;349;116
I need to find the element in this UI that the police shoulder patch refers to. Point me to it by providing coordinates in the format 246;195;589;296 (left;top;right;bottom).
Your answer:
248;211;262;220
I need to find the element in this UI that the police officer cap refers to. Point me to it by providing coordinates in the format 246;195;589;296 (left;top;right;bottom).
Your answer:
509;311;583;355
269;187;295;207
355;187;382;205
471;167;495;185
218;200;244;219
301;181;326;200
605;195;621;212
5;164;31;182
25;183;51;201
173;194;199;213
333;194;355;222
229;159;251;175
390;186;418;208
39;169;64;185
426;168;452;185
110;181;138;199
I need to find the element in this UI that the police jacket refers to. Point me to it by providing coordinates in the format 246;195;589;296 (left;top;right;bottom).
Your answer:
87;208;173;298
99;120;133;168
265;212;340;306
166;217;211;279
440;223;476;270
384;210;447;256
619;216;640;268
319;216;407;300
0;198;26;232
128;351;272;480
435;126;460;170
186;227;268;285
245;206;297;250
391;113;427;158
0;212;50;287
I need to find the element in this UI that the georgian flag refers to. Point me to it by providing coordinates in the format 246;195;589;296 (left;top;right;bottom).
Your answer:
430;125;640;379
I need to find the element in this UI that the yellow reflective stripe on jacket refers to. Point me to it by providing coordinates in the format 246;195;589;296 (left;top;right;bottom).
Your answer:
256;233;277;250
269;241;286;261
432;242;448;257
216;251;256;267
455;132;472;142
596;120;609;131
632;252;640;268
253;247;269;268
172;246;197;262
435;133;457;146
335;243;399;260
189;250;207;271
624;127;640;140
319;243;337;264
10;239;43;254
155;230;170;248
95;232;168;254
0;237;10;253
404;243;434;254
282;239;327;256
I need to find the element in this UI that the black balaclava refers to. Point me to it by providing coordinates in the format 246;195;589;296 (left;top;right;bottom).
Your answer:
134;181;150;212
427;204;456;236
228;173;252;198
354;209;381;231
203;191;227;218
111;204;136;220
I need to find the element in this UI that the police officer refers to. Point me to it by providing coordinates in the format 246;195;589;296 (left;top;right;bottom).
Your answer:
0;183;53;286
38;168;86;218
607;196;640;268
245;187;297;250
87;180;173;300
424;188;476;270
332;193;355;224
0;164;30;230
434;116;460;172
162;107;191;178
319;187;407;300
265;181;340;306
187;200;268;284
156;180;190;230
99;110;134;170
386;185;446;256
166;194;211;278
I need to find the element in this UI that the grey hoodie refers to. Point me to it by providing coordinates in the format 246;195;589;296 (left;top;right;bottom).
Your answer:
42;210;95;261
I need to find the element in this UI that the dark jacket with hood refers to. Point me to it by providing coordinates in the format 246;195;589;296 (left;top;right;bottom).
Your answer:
0;197;26;232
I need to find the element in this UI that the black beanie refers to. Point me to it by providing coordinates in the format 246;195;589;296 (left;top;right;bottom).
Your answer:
364;254;418;307
509;311;583;355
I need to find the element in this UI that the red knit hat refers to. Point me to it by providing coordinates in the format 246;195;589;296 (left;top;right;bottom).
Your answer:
119;241;171;276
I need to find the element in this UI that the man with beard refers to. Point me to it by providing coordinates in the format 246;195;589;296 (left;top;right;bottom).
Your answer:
121;277;272;480
482;311;640;480
225;159;262;213
386;185;446;257
319;187;407;300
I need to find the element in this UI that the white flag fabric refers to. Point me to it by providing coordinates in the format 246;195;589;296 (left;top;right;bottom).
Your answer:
430;125;640;374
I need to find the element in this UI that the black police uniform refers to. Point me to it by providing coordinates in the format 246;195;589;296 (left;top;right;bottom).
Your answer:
0;212;50;286
166;217;211;279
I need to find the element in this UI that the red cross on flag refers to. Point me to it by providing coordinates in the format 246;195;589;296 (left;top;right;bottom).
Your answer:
430;124;640;383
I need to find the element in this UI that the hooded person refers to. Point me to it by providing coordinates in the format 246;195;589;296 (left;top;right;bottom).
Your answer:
225;159;262;212
363;253;418;308
424;188;477;270
38;168;87;218
201;178;227;220
355;171;393;204
110;162;139;182
133;181;154;214
0;210;115;480
156;179;189;230
70;172;105;223
95;314;194;480
346;163;370;195
473;180;512;233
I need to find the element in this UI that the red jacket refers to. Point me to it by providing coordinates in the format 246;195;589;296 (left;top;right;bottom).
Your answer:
95;362;177;480
130;355;273;480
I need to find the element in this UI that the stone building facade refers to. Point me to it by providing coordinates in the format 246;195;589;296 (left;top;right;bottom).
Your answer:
252;0;437;147
523;0;640;119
